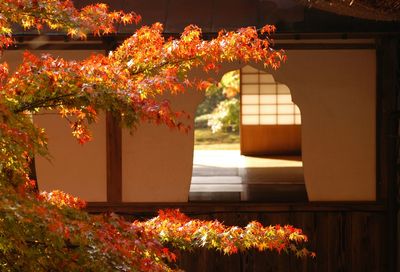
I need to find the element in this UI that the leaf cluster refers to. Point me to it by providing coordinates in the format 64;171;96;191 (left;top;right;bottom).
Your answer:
0;185;313;271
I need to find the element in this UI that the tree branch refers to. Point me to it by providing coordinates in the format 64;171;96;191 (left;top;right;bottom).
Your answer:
13;93;77;113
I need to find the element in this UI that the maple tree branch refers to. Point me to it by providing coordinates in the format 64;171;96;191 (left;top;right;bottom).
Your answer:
129;56;200;76
13;93;77;113
26;112;61;116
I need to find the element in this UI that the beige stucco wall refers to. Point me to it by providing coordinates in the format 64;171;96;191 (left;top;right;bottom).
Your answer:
2;50;107;201
2;48;376;202
122;91;203;202
33;113;106;201
269;49;376;201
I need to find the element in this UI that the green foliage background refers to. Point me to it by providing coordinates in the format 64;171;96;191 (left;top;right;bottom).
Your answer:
195;70;240;133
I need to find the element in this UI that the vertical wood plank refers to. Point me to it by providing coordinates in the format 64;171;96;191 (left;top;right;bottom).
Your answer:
394;38;400;272
376;37;398;202
350;212;387;272
290;212;317;272
376;37;399;272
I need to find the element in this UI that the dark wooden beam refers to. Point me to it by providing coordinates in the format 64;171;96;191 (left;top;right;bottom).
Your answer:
10;43;107;51
86;201;386;215
8;41;376;51
273;43;375;50
7;32;393;52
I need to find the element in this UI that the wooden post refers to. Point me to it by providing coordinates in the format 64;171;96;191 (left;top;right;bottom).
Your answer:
376;36;399;272
106;112;122;202
104;37;123;203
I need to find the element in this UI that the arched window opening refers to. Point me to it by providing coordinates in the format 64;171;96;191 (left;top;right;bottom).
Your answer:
190;66;306;202
240;65;301;156
193;70;240;150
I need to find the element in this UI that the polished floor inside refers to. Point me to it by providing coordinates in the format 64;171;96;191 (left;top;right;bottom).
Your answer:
190;150;308;202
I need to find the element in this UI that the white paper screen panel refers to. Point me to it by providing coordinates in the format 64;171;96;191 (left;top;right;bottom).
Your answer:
277;84;291;94
242;84;258;94
242;95;259;104
260;84;276;94
242;105;259;114
278;105;295;114
260;105;277;114
242;115;259;124
240;66;301;126
242;74;258;83
278;115;295;124
295;115;301;124
277;94;292;104
260;95;276;104
260;74;275;83
260;115;276;125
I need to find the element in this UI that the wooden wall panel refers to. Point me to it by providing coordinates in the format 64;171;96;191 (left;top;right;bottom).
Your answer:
87;203;388;272
175;210;386;272
240;125;301;156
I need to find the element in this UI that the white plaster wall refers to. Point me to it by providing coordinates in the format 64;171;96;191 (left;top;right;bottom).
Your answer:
33;112;106;201
122;91;203;202
269;49;376;201
2;50;107;201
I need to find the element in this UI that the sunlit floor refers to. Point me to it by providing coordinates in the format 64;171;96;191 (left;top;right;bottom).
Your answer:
190;150;307;202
